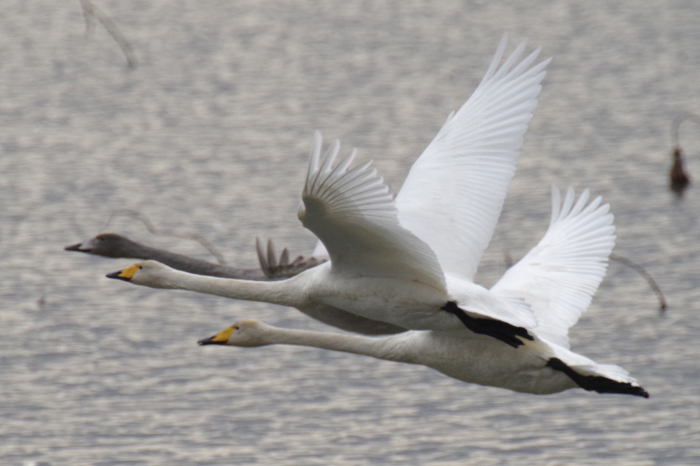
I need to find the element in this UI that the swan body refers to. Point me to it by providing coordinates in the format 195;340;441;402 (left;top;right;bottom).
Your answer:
198;320;648;397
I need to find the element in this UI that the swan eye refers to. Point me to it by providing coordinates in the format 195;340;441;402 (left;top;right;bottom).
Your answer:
232;325;239;330
138;265;143;270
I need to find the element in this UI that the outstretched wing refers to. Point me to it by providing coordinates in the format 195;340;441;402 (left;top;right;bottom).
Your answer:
396;35;550;282
298;132;446;291
491;187;615;349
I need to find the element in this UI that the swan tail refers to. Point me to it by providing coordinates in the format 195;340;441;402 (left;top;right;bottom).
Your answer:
546;358;649;398
531;339;648;398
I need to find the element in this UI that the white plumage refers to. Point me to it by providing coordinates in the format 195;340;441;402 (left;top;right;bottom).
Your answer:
109;36;648;397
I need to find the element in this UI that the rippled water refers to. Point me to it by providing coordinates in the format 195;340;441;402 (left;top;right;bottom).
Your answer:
2;1;700;464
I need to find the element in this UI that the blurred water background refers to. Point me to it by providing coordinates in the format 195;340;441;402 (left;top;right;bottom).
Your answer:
1;0;700;464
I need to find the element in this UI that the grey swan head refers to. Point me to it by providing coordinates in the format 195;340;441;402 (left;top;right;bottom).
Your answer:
65;233;149;259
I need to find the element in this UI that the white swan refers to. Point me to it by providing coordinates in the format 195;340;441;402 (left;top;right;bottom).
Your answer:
67;234;400;334
197;318;647;397
109;35;550;343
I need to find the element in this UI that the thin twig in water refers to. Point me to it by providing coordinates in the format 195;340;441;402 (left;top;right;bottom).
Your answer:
671;113;700;147
102;210;227;265
610;253;666;314
79;0;137;68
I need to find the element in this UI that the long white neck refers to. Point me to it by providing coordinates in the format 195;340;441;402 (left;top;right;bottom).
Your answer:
258;326;417;364
152;266;308;308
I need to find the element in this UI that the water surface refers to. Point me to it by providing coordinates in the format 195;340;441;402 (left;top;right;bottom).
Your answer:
1;1;700;464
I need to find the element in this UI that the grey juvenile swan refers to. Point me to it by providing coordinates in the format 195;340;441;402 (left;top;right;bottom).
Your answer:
66;233;324;280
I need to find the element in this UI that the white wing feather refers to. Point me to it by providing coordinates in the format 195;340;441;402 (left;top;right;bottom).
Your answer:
396;35;551;282
491;187;615;348
298;132;446;291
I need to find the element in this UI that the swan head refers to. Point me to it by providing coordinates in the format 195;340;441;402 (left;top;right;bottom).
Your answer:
105;260;176;289
65;233;134;258
197;321;271;348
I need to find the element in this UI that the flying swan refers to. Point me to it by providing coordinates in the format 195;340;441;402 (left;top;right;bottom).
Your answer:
108;36;648;396
70;233;403;335
70;233;399;335
207;187;648;397
66;233;326;280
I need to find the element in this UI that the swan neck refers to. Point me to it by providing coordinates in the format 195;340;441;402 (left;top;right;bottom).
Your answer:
166;271;302;307
134;244;265;280
266;327;413;364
